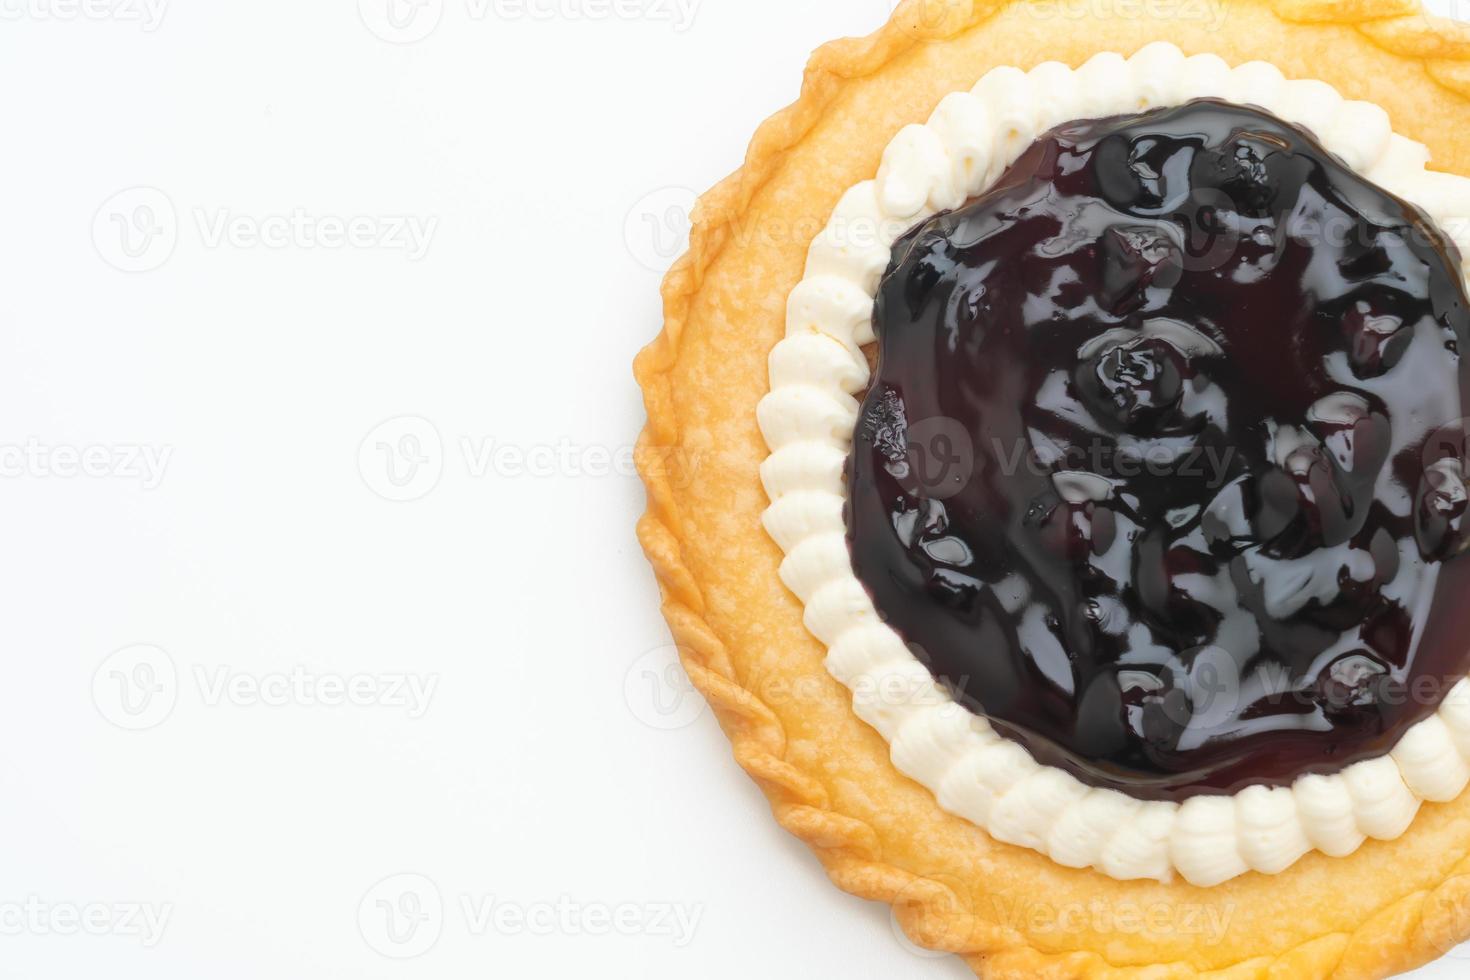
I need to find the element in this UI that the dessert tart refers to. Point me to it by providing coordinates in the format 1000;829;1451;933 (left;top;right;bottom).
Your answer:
633;1;1470;975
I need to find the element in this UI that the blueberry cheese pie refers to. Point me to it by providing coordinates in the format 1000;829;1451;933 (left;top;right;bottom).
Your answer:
635;1;1470;974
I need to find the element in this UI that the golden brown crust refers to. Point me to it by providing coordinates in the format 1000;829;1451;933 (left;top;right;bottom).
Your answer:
633;1;1470;976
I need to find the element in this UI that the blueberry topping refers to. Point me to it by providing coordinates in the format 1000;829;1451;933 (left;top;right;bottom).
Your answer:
848;101;1470;798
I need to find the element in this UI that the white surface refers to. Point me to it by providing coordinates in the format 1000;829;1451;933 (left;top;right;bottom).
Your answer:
0;1;1466;977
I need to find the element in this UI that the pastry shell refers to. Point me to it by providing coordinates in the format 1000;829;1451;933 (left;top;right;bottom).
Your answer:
634;1;1470;975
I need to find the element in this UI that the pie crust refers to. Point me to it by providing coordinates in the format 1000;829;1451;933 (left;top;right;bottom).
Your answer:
633;1;1470;975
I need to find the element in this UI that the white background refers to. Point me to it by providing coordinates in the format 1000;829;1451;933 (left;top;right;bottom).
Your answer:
1;0;1468;977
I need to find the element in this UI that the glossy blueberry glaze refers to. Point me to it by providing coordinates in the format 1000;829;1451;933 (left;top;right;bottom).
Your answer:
848;100;1470;799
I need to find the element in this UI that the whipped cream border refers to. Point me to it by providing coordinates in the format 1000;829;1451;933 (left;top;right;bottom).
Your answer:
756;42;1470;887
